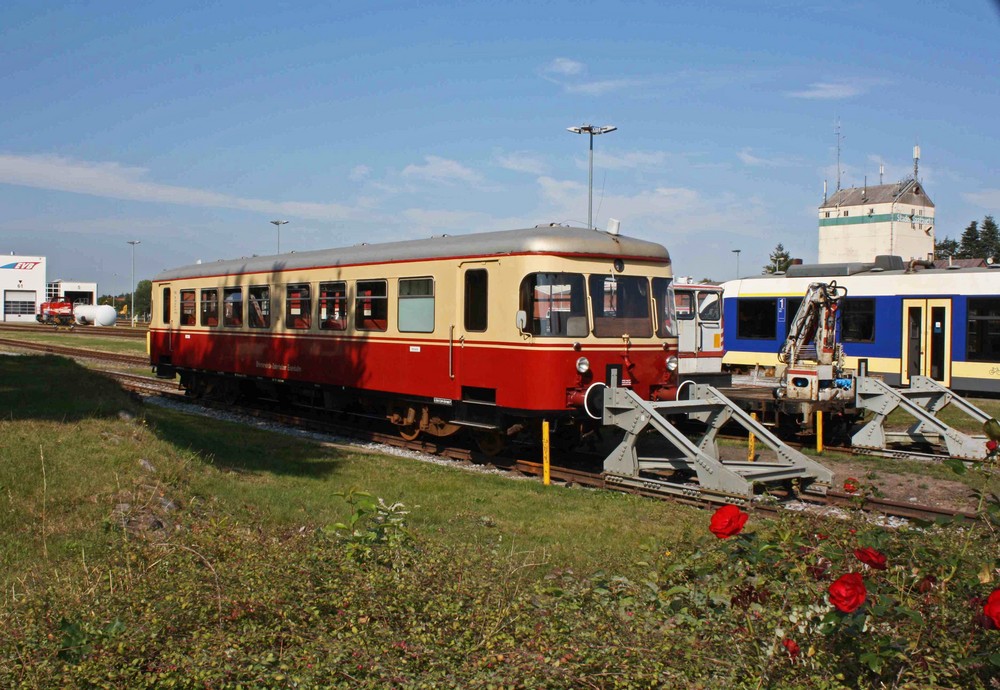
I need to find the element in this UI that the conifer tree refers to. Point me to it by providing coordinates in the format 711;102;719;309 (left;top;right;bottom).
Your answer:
764;243;792;274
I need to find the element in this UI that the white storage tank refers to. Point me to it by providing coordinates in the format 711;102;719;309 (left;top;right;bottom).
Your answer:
74;304;117;326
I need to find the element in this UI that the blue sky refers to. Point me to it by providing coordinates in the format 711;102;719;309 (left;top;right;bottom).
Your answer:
1;1;998;291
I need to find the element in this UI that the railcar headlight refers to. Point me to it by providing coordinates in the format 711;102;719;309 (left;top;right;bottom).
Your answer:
576;357;591;374
665;355;679;372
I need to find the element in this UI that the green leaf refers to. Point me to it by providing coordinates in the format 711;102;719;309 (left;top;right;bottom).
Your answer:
989;653;1000;667
943;457;966;475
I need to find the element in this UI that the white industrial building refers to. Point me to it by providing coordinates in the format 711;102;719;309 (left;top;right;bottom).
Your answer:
817;148;935;264
1;255;47;322
47;279;98;305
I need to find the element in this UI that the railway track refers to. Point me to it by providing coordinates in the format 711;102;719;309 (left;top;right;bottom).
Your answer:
0;322;148;339
3;333;987;524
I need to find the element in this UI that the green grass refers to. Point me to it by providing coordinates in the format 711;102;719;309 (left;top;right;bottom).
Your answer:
0;330;147;355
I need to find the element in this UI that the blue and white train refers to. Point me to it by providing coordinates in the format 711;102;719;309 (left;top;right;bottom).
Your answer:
722;256;1000;395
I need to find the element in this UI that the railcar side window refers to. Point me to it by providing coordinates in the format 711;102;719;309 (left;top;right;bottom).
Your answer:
464;269;488;332
162;288;171;324
519;273;587;337
736;298;778;340
967;298;1000;362
356;280;388;331
674;291;694;320
248;286;271;329
589;275;652;338
652;277;677;338
784;298;803;338
286;284;311;329
398;278;434;333
319;282;347;331
841;298;876;343
200;289;219;327
223;287;243;327
179;290;196;326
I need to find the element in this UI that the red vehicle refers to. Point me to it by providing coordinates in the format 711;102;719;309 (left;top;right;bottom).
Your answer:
36;301;75;326
148;225;680;452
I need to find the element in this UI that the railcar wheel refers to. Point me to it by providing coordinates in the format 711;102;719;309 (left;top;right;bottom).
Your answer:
398;424;421;441
474;430;506;456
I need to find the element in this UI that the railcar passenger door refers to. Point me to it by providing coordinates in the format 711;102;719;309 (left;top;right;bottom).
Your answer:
696;289;724;357
901;298;951;387
453;263;494;405
161;285;173;353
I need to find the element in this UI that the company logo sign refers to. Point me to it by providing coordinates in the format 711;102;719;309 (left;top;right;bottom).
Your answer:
1;261;41;270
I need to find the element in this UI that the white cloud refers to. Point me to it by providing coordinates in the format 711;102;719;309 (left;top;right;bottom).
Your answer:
496;151;548;175
597;150;668;171
401;155;483;186
737;148;799;168
787;81;864;100
543;57;584;76
0;153;364;221
349;164;371;181
963;189;1000;209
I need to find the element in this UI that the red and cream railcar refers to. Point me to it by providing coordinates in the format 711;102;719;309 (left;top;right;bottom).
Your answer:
149;225;680;446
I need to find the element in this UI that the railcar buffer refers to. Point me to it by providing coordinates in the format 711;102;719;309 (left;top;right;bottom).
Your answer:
598;383;834;499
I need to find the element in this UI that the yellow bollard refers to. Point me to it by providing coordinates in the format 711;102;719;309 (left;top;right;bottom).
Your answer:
542;420;551;486
748;412;756;462
815;410;824;454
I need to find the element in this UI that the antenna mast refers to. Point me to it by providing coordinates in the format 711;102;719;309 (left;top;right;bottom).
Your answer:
913;145;920;181
835;119;843;191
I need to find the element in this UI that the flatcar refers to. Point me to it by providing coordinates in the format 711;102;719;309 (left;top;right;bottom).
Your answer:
149;225;681;451
722;256;1000;395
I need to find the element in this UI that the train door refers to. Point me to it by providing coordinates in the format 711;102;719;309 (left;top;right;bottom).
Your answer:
901;298;951;387
674;286;724;375
161;285;173;352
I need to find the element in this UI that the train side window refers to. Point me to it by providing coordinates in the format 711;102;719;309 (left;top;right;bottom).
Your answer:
652;277;677;338
286;284;311;329
179;290;196;326
519;272;586;337
698;291;721;322
464;269;488;332
967;298;1000;362
200;289;219;327
783;298;803;338
589;275;652;338
162;288;171;324
356;280;388;331
736;298;777;339
841;298;876;343
223;287;243;327
319;281;347;331
398;277;434;333
248;285;271;328
674;291;695;320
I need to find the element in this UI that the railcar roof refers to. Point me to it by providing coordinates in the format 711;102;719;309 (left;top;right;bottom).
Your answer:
154;225;671;281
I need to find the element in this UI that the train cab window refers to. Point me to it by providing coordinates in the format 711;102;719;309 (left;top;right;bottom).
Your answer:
967;298;1000;362
319;281;347;331
201;289;219;327
698;291;721;322
736;298;778;340
179;290;196;326
286;284;312;329
519;272;587;337
674;291;695;320
841;298;876;343
588;275;652;338
162;288;171;324
356;280;388;331
223;287;243;327
248;286;271;328
653;277;677;338
464;269;488;332
398;277;434;333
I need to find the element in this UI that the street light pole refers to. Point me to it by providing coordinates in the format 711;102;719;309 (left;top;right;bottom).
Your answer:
270;220;289;254
732;249;741;279
567;124;617;229
127;240;140;327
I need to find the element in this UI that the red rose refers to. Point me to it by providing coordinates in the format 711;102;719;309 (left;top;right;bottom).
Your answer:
709;504;749;539
829;572;867;613
854;547;888;570
843;477;859;493
781;638;800;658
986;440;998;452
985;589;1000;629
